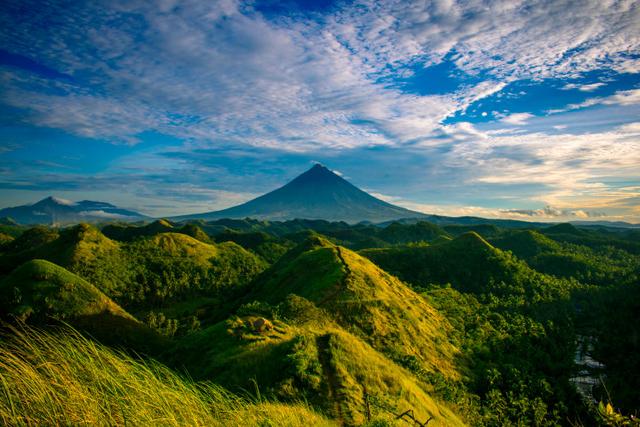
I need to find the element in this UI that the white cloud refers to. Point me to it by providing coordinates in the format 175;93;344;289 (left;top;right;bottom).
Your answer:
78;210;134;219
1;0;639;221
562;82;606;92
501;113;534;125
331;0;640;80
441;123;640;216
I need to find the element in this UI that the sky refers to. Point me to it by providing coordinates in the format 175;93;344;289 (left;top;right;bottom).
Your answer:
0;0;639;223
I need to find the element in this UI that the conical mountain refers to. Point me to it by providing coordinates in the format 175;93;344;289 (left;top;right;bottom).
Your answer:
174;164;425;223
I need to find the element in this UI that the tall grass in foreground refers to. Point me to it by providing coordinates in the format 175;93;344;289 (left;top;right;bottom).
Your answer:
0;325;334;426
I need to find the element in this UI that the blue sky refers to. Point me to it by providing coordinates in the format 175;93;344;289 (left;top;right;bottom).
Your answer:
0;0;639;222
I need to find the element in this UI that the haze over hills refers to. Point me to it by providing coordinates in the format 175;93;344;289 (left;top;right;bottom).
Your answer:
174;164;426;223
0;196;147;225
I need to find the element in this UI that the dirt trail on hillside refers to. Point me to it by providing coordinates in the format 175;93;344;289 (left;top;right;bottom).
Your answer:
316;333;346;426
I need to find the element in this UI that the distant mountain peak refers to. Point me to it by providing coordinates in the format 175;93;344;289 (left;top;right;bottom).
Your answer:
174;165;426;223
310;162;326;170
34;196;77;207
0;197;147;225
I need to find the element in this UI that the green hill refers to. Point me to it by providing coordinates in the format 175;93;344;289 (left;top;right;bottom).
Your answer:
490;229;561;259
442;224;501;238
246;236;460;378
170;237;466;425
543;223;585;236
0;259;164;352
214;230;294;263
377;221;450;244
491;229;637;285
125;233;268;304
360;232;544;295
0;259;130;322
0;233;13;247
0;217;26;239
102;219;213;244
2;226;59;254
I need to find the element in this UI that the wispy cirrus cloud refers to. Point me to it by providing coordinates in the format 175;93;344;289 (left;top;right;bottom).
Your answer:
548;88;640;114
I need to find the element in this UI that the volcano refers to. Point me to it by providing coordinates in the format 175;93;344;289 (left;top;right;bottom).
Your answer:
176;164;425;223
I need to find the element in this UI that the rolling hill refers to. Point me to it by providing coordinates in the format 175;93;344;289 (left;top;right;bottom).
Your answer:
246;236;460;374
360;232;553;296
0;259;164;352
0;224;267;312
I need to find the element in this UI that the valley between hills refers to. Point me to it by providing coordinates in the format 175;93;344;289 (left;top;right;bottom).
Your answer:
0;167;638;426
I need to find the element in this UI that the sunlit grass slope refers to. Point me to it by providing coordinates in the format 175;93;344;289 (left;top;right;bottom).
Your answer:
0;325;334;427
102;219;213;243
0;233;14;247
249;236;460;379
169;237;466;425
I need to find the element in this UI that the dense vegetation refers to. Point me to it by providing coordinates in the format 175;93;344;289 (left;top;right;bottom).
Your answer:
0;217;638;425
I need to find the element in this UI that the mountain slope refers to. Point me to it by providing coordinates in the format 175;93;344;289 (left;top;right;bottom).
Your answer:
174;164;425;223
0;196;147;225
171;237;465;425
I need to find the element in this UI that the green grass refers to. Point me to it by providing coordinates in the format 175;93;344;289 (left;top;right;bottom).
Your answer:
0;324;334;426
0;233;14;247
